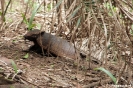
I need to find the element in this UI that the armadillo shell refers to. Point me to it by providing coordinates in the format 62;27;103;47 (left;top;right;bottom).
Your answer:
36;32;77;59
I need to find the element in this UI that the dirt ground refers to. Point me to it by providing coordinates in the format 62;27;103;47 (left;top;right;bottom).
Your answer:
0;25;120;88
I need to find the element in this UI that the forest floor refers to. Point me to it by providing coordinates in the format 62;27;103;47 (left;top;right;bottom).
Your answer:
0;1;127;88
0;22;119;88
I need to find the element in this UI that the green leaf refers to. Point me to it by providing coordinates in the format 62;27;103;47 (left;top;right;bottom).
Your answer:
130;29;133;36
28;3;39;30
131;24;133;30
36;23;41;29
23;53;29;59
130;25;133;36
21;13;29;25
94;67;117;84
9;86;15;88
24;0;28;3
76;17;81;29
47;3;52;11
11;60;18;73
0;12;2;16
29;23;36;29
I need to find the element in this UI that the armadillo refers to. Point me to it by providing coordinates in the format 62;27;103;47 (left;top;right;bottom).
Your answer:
24;29;79;59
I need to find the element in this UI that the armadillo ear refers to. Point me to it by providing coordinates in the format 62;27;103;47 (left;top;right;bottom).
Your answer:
40;31;45;35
